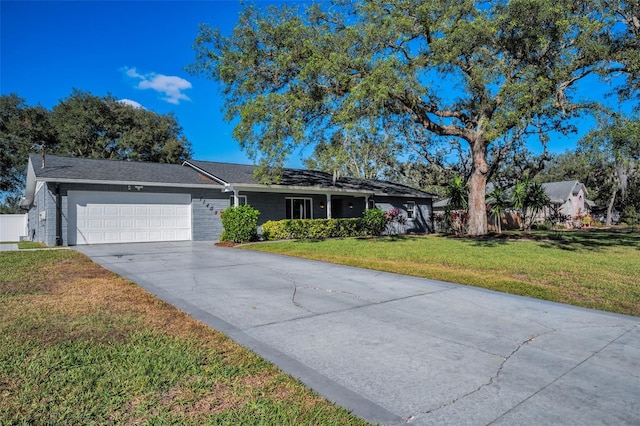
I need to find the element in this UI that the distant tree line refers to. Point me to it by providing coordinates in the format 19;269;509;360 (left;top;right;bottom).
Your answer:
0;90;192;212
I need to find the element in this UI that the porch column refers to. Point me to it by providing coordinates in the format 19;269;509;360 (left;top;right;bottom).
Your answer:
233;190;240;207
326;194;332;219
365;195;369;211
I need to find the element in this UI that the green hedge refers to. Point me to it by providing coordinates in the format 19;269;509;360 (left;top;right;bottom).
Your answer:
220;205;260;243
261;218;364;240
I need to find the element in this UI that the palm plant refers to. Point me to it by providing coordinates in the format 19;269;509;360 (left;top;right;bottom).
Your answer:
487;187;506;233
511;179;528;230
523;182;550;231
445;176;468;234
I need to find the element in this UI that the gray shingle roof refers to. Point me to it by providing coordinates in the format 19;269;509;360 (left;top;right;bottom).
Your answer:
186;160;434;198
27;155;432;198
30;154;219;186
541;181;585;204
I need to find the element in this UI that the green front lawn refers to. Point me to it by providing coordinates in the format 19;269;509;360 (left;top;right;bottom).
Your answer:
245;230;640;317
0;250;368;425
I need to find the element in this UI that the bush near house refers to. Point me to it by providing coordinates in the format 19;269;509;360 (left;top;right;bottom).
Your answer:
361;208;387;236
261;208;399;240
261;218;362;240
220;205;260;243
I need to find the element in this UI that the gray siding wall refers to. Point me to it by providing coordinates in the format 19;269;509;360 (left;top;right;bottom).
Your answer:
374;196;433;234
26;182;433;246
33;183;227;245
27;184;47;245
191;190;229;241
240;192;368;224
241;192;325;224
26;183;60;246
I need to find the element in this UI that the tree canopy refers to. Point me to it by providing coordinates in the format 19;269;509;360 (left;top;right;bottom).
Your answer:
303;118;401;180
191;0;639;235
578;113;639;224
0;90;192;212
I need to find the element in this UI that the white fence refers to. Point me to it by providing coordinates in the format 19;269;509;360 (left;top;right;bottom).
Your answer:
0;214;28;241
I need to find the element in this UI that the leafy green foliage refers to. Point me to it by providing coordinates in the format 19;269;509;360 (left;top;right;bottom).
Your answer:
261;218;362;240
578;113;640;225
0;90;193;211
51;89;192;163
190;0;638;236
304;119;401;179
511;179;551;232
361;209;387;236
220;205;260;243
0;94;56;208
486;187;507;233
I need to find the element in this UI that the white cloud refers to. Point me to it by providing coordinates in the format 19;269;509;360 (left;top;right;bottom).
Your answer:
122;66;192;105
118;98;144;109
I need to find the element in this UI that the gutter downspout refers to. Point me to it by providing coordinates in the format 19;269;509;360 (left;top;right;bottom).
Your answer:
55;183;62;246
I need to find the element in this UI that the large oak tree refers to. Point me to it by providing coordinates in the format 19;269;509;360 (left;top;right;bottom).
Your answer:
191;0;638;234
0;90;192;212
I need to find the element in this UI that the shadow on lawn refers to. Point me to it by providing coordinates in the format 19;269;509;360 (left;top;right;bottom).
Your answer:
464;229;640;251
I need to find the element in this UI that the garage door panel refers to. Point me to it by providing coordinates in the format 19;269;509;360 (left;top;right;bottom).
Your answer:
69;191;191;245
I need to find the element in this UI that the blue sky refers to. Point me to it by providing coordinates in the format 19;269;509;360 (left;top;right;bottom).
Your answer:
1;0;278;165
0;1;631;169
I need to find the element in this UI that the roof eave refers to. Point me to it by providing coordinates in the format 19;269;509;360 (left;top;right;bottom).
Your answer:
183;160;229;185
21;157;37;207
33;176;224;189
227;183;432;198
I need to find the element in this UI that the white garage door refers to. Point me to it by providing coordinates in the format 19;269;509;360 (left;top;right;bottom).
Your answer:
68;191;191;245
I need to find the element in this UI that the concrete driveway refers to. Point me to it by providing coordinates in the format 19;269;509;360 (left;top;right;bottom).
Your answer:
76;241;640;425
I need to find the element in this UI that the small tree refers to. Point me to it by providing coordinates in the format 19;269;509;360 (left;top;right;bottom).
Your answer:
385;208;407;236
220;205;260;243
524;182;551;232
512;179;551;232
487;187;507;234
444;176;468;235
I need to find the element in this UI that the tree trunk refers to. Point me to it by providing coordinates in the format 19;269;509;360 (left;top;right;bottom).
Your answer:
605;187;617;226
467;138;488;236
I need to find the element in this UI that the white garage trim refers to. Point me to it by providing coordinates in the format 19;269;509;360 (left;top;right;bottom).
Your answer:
68;191;191;245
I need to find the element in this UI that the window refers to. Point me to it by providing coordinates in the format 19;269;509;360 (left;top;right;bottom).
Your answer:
229;195;247;207
286;198;312;219
367;199;376;210
406;201;416;219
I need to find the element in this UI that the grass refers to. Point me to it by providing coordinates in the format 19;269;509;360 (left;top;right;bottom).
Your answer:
245;230;640;317
17;241;47;249
0;250;369;425
0;241;47;249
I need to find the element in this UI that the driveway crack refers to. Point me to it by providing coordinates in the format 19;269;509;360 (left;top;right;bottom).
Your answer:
405;331;551;423
487;324;638;425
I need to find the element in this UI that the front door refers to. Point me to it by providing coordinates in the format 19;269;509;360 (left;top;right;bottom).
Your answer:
331;199;343;218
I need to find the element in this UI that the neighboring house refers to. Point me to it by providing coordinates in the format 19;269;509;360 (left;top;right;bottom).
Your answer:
432;180;592;231
538;180;593;228
21;154;434;246
541;180;591;218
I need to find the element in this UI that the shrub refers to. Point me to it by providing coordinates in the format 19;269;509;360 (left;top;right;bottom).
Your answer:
220;205;260;243
361;208;387;236
385;208;407;236
261;218;363;240
621;206;639;227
